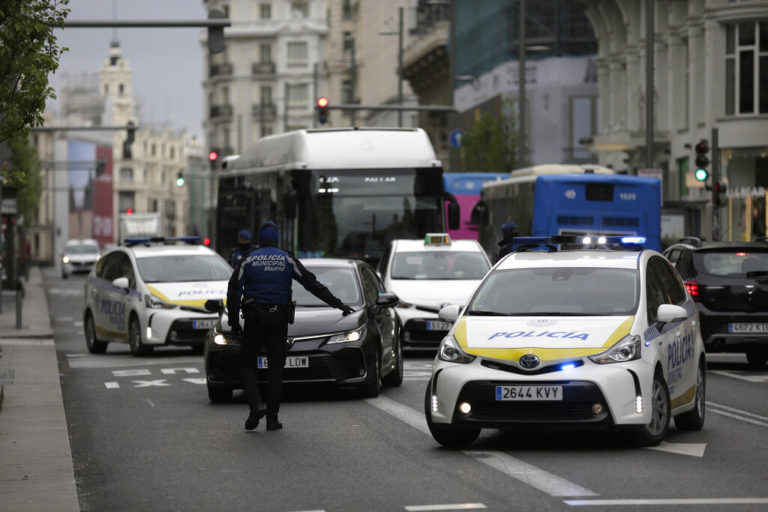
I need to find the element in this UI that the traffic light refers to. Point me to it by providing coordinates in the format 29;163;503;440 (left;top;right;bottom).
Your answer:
207;9;226;54
694;139;709;182
316;96;329;124
126;208;133;215
714;181;728;207
123;121;136;160
208;150;219;171
176;172;185;187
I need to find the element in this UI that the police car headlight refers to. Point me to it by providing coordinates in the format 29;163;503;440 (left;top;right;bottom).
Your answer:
144;294;178;310
62;256;70;264
589;335;641;364
328;325;366;344
438;334;475;364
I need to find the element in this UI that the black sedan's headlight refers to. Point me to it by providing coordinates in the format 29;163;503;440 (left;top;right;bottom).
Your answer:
327;325;366;344
212;331;239;346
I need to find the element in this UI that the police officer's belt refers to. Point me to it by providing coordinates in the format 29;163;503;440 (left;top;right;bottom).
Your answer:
243;302;288;313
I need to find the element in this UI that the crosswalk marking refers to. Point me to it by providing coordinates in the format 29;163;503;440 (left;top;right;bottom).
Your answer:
67;354;201;369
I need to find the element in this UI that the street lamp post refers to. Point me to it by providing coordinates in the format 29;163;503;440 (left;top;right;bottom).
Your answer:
518;0;527;166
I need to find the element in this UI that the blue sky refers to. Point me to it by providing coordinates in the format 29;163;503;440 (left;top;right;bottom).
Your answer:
52;0;208;140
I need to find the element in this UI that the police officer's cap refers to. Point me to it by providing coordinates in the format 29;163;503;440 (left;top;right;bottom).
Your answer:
501;221;518;233
237;229;252;241
258;221;279;243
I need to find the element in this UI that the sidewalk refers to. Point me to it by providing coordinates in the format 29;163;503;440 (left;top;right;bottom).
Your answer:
0;267;80;511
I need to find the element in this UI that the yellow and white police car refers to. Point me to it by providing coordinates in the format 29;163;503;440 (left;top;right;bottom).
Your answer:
425;236;706;447
83;237;232;356
377;234;492;348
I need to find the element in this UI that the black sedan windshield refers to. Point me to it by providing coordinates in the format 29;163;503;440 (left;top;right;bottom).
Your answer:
468;267;639;316
293;266;363;307
137;255;232;283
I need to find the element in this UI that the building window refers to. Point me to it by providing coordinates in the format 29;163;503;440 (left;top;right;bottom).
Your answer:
260;43;272;63
286;83;309;106
119;167;133;181
170;146;175;159
262;126;273;137
260;85;272;105
343;0;357;19
726;21;768;116
343;32;354;52
568;96;597;162
342;79;354;103
119;83;124;95
291;1;308;17
118;191;135;213
260;2;271;19
151;143;156;156
287;42;308;65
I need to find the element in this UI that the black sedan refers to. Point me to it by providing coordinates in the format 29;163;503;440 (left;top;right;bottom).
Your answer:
203;258;403;403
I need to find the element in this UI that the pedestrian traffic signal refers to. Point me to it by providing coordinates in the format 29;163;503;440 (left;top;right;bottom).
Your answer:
208;150;219;171
316;96;329;124
123;121;136;160
176;172;185;187
694;139;709;182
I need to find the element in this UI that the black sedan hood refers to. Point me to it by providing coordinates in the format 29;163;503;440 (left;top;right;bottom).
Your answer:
289;307;362;337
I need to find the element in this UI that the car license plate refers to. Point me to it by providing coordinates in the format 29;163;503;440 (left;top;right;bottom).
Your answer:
495;385;562;401
192;319;216;329
728;323;768;333
258;356;308;369
426;320;451;331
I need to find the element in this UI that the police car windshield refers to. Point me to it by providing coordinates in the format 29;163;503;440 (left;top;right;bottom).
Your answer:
468;267;639;316
136;255;232;283
391;252;489;280
292;266;363;307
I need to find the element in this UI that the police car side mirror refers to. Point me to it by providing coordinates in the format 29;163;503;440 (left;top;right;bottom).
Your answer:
375;292;399;308
438;304;460;323
112;277;129;290
205;299;225;313
656;304;687;325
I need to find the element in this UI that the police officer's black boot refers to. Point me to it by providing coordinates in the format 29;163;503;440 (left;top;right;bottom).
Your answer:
266;418;282;431
245;407;266;431
241;367;266;430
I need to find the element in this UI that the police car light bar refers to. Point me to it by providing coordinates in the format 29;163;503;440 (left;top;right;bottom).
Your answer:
511;235;647;252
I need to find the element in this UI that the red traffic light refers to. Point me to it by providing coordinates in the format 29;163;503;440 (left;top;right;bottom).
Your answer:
694;140;709;154
126;208;133;215
208;151;219;162
317;96;329;108
203;237;211;246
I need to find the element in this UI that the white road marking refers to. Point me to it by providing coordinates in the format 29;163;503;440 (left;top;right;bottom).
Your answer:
160;367;200;375
711;370;768;383
104;382;120;389
146;399;155;407
55;316;74;322
565;498;768;506
365;396;597;498
66;354;201;369
183;378;206;385
405;504;486;511
74;321;83;327
48;288;83;296
132;379;170;388
708;401;768;428
0;339;54;346
112;369;151;377
645;441;706;457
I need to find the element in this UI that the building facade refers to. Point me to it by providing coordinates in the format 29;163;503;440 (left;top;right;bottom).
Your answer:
584;0;768;245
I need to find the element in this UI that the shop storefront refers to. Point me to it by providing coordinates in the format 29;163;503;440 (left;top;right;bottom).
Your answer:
720;149;768;242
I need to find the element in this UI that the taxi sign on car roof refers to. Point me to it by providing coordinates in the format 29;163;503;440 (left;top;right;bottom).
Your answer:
424;233;451;246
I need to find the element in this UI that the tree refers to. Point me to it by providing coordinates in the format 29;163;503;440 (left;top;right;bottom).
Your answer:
460;100;524;173
6;135;43;226
0;0;70;144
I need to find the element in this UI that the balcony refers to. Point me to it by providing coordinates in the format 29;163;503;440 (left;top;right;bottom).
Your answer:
210;104;233;118
210;63;233;77
252;103;277;121
252;62;276;76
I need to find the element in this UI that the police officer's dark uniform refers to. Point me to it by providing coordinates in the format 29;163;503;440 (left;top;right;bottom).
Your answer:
230;229;256;268
228;222;354;431
496;221;518;262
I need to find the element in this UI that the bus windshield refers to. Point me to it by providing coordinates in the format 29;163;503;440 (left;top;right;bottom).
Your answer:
295;168;443;261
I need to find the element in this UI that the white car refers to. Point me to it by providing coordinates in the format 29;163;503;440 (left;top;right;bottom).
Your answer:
377;234;491;348
425;236;706;448
83;237;232;356
62;239;100;278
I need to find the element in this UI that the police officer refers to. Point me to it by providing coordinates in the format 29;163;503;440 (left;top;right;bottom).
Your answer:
228;221;354;431
230;229;256;267
496;221;518;261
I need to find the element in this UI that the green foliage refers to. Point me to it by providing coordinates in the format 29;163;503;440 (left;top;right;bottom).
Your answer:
460;102;524;173
3;136;42;226
0;0;70;144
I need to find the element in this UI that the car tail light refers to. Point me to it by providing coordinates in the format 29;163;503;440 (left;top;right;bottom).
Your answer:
685;281;700;300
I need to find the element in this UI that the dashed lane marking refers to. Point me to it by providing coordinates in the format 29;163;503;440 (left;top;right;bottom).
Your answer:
365;396;597;498
708;401;768;428
565;498;768;507
67;354;201;369
405;505;486;511
112;369;151;377
48;288;84;297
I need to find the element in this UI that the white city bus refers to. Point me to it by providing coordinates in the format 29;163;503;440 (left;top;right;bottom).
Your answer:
215;128;458;264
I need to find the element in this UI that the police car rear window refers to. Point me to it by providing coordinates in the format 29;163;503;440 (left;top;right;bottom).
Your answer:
391;252;489;280
468;267;639;316
136;255;232;283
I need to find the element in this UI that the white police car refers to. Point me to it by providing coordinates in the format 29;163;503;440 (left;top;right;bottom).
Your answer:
83;237;232;356
377;234;491;348
425;236;706;447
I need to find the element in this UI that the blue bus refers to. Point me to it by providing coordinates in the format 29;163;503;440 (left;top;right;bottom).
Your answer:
476;166;661;253
443;172;508;240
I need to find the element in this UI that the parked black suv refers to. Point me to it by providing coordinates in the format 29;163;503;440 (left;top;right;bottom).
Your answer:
664;238;768;368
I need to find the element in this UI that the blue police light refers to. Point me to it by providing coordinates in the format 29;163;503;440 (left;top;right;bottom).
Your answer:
620;236;646;245
560;363;576;371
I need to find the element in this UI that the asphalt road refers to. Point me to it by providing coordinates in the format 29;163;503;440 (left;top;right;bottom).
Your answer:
46;270;768;512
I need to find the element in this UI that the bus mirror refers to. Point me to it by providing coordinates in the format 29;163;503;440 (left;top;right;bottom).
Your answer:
284;190;297;219
448;202;460;230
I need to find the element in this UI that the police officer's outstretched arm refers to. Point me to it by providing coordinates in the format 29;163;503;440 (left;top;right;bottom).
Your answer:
288;254;354;315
